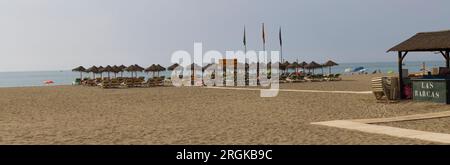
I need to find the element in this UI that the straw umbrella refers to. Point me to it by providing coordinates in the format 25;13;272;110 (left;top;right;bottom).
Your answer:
87;66;99;79
202;63;215;79
103;65;113;78
145;64;158;77
125;65;136;77
119;65;126;77
168;63;180;78
202;63;214;72
112;65;121;78
280;61;290;73
72;66;86;80
168;63;180;71
97;66;104;78
287;62;300;73
299;61;308;72
133;64;144;78
156;64;166;77
305;61;321;75
323;60;339;75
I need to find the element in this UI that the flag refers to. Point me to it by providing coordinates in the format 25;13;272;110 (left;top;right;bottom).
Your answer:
262;23;266;44
243;26;246;46
279;27;282;46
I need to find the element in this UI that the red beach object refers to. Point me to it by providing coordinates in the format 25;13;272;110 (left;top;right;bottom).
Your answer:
44;80;54;85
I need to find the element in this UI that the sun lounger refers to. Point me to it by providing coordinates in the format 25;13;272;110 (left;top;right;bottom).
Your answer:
110;78;121;88
145;78;163;87
98;79;111;88
84;79;96;86
122;78;134;87
133;78;145;87
332;74;342;81
372;77;399;103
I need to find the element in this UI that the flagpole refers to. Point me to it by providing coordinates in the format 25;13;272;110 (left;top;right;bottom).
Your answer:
260;23;265;85
280;27;282;63
243;25;248;86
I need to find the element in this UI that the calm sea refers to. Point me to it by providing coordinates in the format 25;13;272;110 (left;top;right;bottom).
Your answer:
0;61;445;88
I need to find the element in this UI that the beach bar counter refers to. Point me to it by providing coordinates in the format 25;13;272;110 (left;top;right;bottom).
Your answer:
388;29;450;104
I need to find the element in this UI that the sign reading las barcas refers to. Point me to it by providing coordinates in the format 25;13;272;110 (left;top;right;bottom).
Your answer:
412;79;450;104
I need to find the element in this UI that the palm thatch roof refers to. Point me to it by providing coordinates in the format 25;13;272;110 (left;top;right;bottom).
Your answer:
388;30;450;52
299;61;308;68
133;64;144;72
103;65;113;72
86;66;99;73
202;63;214;71
145;64;158;72
323;60;338;67
156;64;166;71
97;66;104;73
287;62;299;69
168;63;180;71
125;65;136;72
72;66;86;72
305;61;322;69
112;65;121;73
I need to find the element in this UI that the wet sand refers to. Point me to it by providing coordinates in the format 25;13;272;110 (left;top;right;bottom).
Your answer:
0;74;447;144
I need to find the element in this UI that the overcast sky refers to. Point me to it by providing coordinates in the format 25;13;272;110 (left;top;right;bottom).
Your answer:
0;0;449;71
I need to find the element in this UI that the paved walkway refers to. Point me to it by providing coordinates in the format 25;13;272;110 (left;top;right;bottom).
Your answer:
351;111;450;124
312;111;450;144
312;120;450;144
206;87;372;94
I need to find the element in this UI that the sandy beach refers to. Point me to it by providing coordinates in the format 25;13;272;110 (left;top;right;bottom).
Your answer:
1;74;448;144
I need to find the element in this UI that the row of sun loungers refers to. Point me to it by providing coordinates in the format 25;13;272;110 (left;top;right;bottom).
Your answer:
284;74;342;83
80;77;166;88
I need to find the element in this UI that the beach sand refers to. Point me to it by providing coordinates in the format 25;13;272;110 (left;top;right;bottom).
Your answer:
1;74;448;144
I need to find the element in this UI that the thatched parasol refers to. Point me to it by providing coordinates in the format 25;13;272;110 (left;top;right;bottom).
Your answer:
305;61;321;74
97;66;104;78
134;64;144;71
134;64;144;78
112;65;121;78
202;63;214;71
323;60;339;75
86;66;99;79
156;64;166;77
125;65;136;77
145;64;158;77
72;66;86;80
119;65;126;77
103;65;113;78
167;63;180;71
279;61;290;72
298;61;308;72
287;62;300;72
134;64;143;77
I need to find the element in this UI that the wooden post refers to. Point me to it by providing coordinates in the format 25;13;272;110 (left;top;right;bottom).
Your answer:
447;51;450;68
398;51;404;99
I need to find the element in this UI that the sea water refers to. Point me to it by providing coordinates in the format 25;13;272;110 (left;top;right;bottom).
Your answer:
0;61;446;88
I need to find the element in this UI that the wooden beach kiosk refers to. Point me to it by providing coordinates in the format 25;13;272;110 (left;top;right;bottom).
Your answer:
388;30;450;103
